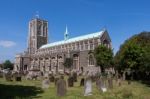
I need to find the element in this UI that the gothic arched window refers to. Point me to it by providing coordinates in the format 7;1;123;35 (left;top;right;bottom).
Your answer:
88;55;94;66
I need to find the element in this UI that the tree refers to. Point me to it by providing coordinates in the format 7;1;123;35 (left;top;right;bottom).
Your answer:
121;44;144;70
94;45;113;73
115;32;150;72
3;60;13;70
63;58;73;72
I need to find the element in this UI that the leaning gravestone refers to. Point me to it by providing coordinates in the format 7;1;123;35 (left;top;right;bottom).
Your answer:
56;76;67;96
68;75;74;87
42;78;50;89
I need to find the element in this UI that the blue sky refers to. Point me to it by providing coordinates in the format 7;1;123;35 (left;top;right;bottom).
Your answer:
0;0;150;62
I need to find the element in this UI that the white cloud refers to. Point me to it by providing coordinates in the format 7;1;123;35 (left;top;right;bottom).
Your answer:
0;40;16;48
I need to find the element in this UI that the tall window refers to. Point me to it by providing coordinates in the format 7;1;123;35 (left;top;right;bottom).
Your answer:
73;54;79;69
76;42;79;50
59;62;63;69
37;22;42;35
89;40;93;50
80;41;83;50
84;41;88;50
89;55;94;66
72;43;75;50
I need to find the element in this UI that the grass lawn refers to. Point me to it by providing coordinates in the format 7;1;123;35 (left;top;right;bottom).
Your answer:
0;76;150;99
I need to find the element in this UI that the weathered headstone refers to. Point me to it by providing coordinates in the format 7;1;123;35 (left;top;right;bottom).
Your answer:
42;77;50;89
5;70;12;81
117;74;122;86
26;73;32;80
108;78;113;89
56;76;67;96
84;71;92;96
100;78;107;92
49;75;55;82
68;75;74;87
115;72;119;83
55;76;59;85
15;72;22;81
73;72;77;82
96;77;101;91
107;73;113;89
123;71;126;81
126;71;132;85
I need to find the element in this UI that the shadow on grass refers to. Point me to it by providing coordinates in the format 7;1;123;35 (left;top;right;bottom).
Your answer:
0;84;43;99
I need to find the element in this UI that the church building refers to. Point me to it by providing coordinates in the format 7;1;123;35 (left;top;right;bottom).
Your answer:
14;17;112;73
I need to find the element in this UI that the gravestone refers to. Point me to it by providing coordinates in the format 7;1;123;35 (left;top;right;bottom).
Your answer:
67;75;74;87
123;71;126;81
126;71;132;85
5;70;12;81
55;76;59;85
73;72;77;82
115;72;119;83
15;72;22;81
26;73;32;80
84;72;92;96
108;78;113;89
49;75;55;82
56;76;67;96
107;73;113;89
117;74;122;86
80;78;84;86
96;77;101;91
42;78;50;89
100;78;107;92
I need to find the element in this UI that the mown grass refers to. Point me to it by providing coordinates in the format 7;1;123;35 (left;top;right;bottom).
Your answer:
0;76;150;99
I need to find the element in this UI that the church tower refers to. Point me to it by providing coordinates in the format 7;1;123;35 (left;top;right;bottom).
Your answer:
28;17;48;54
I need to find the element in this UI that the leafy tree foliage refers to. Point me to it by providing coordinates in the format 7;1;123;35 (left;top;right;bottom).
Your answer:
3;60;13;70
94;45;113;72
115;32;150;72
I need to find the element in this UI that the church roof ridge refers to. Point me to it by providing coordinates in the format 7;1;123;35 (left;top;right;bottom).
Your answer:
40;30;105;49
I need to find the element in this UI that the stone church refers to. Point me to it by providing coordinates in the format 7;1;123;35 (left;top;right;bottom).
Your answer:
14;17;112;73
